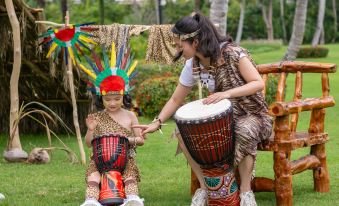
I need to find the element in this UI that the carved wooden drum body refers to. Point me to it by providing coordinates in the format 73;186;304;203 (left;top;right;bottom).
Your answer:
174;99;240;205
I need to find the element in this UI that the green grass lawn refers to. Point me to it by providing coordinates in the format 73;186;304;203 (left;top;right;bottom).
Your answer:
1;43;339;206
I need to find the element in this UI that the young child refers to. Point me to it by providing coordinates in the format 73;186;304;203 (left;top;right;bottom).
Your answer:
80;44;144;206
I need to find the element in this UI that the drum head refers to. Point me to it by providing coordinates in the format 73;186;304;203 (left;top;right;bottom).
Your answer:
174;99;231;121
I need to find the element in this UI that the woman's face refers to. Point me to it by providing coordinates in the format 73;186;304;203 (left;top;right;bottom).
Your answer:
173;37;197;60
102;94;123;112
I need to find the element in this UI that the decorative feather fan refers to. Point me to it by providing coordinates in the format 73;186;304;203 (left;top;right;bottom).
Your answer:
39;23;98;65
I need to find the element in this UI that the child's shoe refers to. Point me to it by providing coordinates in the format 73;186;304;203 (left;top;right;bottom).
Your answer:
121;195;144;206
80;198;102;206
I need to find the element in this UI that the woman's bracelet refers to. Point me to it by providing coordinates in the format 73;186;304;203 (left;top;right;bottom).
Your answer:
152;116;164;134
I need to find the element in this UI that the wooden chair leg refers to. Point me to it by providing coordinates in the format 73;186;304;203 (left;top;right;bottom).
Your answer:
274;151;292;206
191;168;200;196
311;144;330;192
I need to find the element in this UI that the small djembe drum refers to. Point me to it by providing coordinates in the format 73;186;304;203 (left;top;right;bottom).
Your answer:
174;99;240;206
92;134;129;205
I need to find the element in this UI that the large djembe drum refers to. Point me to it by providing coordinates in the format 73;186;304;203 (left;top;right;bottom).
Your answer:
174;99;240;206
92;134;129;205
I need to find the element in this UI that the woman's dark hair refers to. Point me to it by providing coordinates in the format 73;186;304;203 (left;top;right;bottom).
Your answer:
172;12;232;62
94;94;133;111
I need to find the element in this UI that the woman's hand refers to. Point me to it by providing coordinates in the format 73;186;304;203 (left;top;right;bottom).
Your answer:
131;121;161;137
203;91;231;105
86;114;98;131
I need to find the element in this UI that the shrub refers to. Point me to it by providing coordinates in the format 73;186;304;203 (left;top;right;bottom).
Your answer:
297;46;329;58
265;74;279;106
136;75;208;118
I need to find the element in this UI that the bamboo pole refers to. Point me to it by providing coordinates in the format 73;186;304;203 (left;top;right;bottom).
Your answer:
65;11;86;165
5;0;24;152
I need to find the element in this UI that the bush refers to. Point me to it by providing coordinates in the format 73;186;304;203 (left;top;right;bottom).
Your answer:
136;74;207;118
265;74;279;106
297;46;329;58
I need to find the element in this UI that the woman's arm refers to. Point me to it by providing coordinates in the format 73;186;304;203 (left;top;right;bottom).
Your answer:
132;83;192;135
203;56;264;104
130;111;144;146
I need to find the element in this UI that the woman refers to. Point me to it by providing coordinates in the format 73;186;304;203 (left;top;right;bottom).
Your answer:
133;13;272;206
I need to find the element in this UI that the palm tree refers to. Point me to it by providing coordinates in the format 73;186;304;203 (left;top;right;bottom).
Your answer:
99;0;105;24
280;0;288;44
311;0;326;47
284;0;309;60
259;0;274;41
210;0;229;36
61;0;67;22
235;0;246;44
332;0;337;42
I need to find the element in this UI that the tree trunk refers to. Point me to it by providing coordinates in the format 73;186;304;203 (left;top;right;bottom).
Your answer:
332;0;337;42
235;0;245;44
320;26;325;44
37;0;46;8
194;0;201;12
210;0;229;36
61;0;67;22
280;0;288;44
284;0;309;60
312;0;326;47
5;0;22;151
99;0;105;24
260;0;274;41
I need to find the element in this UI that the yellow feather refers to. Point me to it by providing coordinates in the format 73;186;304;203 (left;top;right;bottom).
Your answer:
79;35;97;45
46;42;58;58
127;60;138;76
67;47;76;65
78;63;97;79
110;42;116;68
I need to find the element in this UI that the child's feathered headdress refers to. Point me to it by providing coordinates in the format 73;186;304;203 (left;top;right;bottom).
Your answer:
78;42;138;96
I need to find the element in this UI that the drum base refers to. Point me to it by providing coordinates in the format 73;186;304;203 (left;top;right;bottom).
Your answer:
99;171;126;206
202;167;240;206
99;198;124;206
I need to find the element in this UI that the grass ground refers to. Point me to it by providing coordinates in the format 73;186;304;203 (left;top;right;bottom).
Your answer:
0;43;338;206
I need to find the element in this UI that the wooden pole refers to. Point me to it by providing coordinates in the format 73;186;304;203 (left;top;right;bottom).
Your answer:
5;0;23;152
65;11;86;165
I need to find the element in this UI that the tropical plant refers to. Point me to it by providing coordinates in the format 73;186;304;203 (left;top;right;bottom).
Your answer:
6;101;77;163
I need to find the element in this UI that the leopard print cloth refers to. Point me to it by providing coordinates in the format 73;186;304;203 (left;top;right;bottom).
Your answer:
85;110;141;197
198;43;273;166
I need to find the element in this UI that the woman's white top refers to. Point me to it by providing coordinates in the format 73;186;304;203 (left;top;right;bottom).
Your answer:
179;51;246;92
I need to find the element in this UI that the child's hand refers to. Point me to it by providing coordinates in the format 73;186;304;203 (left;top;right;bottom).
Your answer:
86;114;98;131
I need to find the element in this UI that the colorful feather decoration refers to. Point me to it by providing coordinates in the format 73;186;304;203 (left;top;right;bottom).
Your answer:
83;44;139;96
39;23;98;65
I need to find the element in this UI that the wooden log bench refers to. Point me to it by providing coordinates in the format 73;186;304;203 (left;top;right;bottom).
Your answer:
190;61;336;206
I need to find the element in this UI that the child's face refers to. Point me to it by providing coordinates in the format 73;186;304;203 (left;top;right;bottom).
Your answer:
173;37;197;60
102;94;123;112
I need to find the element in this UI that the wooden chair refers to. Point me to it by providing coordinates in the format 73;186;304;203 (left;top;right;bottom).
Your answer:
190;61;337;206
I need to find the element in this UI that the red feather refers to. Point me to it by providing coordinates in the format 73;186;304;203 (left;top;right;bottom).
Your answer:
91;51;104;71
120;48;130;70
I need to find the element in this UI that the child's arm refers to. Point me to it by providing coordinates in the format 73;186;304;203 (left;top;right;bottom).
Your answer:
85;114;98;148
129;111;144;146
85;129;95;148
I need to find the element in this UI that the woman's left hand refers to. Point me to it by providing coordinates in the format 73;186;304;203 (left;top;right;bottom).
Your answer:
203;91;231;105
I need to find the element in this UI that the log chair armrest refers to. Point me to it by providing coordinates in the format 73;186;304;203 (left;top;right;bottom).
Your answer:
269;96;335;116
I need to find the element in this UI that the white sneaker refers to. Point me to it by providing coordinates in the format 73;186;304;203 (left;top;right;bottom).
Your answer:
240;191;257;206
121;195;144;206
191;188;207;206
80;198;102;206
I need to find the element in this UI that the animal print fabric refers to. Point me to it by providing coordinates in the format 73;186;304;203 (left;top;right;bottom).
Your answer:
201;44;273;166
85;111;140;197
